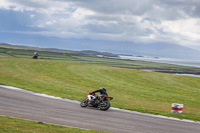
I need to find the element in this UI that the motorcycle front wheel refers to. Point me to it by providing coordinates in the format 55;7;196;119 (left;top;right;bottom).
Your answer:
99;100;110;111
80;98;88;107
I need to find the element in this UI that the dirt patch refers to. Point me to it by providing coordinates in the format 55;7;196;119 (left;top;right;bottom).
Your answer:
138;68;200;75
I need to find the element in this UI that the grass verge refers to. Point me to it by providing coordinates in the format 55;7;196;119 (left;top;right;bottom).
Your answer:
0;116;106;133
0;57;200;121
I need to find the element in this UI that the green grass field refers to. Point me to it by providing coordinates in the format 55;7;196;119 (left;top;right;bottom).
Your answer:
1;47;199;72
0;56;200;121
0;116;106;133
0;48;200;133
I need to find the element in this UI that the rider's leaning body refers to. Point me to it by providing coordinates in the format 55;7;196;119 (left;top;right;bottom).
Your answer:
90;87;108;96
88;87;108;105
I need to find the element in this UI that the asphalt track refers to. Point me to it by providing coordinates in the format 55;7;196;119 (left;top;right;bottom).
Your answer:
0;86;200;133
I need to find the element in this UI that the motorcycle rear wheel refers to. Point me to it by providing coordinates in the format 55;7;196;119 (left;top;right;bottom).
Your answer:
99;100;110;111
80;98;88;107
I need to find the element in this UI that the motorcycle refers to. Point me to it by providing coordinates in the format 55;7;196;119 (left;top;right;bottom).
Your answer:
33;52;38;59
32;54;38;59
80;93;113;111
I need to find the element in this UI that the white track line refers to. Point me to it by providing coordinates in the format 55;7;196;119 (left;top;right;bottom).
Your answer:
1;85;200;125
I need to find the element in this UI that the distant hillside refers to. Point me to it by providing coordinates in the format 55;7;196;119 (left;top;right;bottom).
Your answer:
0;43;118;57
1;41;200;59
128;42;200;59
80;40;200;59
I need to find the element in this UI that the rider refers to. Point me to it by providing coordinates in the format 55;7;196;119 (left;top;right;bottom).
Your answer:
33;51;38;59
88;87;108;105
34;51;38;56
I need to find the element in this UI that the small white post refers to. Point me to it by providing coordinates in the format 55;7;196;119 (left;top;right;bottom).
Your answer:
171;103;183;113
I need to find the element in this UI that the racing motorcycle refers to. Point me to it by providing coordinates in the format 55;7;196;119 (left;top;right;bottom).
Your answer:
80;93;113;111
32;52;38;59
32;54;38;59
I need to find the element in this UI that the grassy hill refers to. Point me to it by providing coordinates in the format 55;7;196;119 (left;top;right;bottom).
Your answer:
0;43;118;57
1;47;200;74
0;48;200;121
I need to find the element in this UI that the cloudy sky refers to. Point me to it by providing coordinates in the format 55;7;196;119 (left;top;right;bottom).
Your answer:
0;0;200;52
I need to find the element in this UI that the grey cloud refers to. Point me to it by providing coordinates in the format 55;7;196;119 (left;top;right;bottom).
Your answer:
70;0;200;20
158;0;200;18
84;23;122;34
7;0;200;20
2;0;200;47
74;0;154;16
6;0;200;19
86;15;121;22
7;0;49;9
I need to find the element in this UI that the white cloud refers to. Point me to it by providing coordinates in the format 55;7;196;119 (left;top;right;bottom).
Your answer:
1;0;200;48
30;14;35;18
0;0;13;10
156;18;200;46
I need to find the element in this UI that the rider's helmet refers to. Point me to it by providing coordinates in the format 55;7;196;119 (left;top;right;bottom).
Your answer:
100;87;105;90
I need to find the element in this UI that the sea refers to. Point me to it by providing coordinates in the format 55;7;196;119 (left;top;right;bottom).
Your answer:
118;55;200;77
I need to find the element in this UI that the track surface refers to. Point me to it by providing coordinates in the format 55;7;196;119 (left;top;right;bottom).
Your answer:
0;86;200;133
